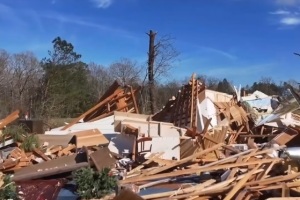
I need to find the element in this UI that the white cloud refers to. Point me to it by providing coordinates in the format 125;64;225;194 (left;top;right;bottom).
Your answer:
269;10;291;15
91;0;114;8
269;2;300;27
280;17;300;25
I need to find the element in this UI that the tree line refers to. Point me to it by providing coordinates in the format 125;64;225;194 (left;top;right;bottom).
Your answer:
0;36;298;119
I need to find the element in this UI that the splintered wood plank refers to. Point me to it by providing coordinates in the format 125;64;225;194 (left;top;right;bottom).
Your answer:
169;170;261;199
241;145;284;159
235;189;249;200
33;148;50;161
58;144;76;156
130;86;139;114
267;198;300;200
282;183;290;197
224;164;261;200
204;149;253;169
61;88;123;130
126;152;164;176
246;172;300;187
9;148;22;159
89;101;132;122
49;145;63;154
230;126;244;144
244;193;254;200
251;181;300;191
227;157;243;180
256;160;277;180
121;158;279;184
190;74;197;128
141;179;216;199
201;118;212;135
185;126;198;139
116;92;127;112
184;85;190;127
203;134;240;153
198;118;212;149
271;128;299;145
17;161;31;167
0;158;19;170
0;173;4;187
145;143;223;176
0;110;19;129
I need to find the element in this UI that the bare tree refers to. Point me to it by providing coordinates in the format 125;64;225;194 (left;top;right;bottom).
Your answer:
259;76;274;85
198;75;220;90
108;58;141;86
286;79;300;91
88;62;113;100
0;50;12;116
0;51;43;117
146;30;179;114
0;50;10;86
153;35;180;79
9;52;42;115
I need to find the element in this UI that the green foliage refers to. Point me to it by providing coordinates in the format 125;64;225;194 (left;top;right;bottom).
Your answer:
216;78;233;94
48;37;81;65
1;124;27;143
1;124;40;152
0;175;17;200
245;77;284;96
73;167;117;199
40;37;95;118
20;134;40;152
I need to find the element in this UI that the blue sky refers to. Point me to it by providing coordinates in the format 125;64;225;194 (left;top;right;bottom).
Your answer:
1;0;300;86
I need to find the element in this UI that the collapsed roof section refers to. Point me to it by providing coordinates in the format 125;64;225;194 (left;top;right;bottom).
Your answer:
61;80;140;130
152;74;205;128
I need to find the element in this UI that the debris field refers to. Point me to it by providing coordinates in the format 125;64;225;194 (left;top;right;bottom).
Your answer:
1;73;300;200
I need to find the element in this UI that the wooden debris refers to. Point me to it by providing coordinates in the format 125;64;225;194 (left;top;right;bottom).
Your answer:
58;144;76;157
1;74;300;200
33;148;50;161
61;81;140;130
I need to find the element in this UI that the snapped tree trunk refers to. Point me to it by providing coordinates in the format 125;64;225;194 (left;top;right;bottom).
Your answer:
147;30;156;114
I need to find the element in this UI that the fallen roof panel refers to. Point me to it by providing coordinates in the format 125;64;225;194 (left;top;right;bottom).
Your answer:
12;150;89;181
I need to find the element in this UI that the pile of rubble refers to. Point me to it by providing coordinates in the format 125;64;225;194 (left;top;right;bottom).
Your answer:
0;74;300;199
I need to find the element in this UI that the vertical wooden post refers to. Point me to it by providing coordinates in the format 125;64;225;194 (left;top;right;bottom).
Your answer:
147;30;157;114
190;73;195;128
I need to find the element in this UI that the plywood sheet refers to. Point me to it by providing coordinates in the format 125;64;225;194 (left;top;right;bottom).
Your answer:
90;147;116;171
71;129;109;148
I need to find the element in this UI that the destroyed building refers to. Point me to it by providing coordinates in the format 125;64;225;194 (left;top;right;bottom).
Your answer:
0;74;300;200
